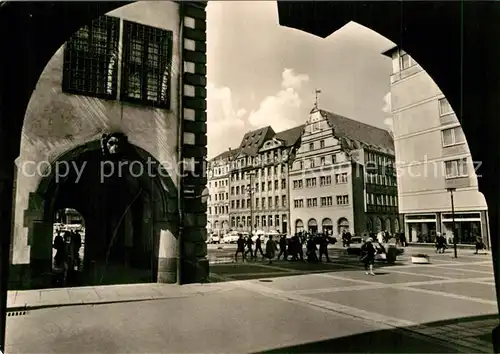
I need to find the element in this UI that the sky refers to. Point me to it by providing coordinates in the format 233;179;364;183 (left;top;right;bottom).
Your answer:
206;1;396;159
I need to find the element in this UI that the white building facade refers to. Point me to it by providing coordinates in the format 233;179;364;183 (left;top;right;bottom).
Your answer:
383;47;490;246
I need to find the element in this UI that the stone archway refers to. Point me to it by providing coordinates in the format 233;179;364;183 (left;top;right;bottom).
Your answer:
366;217;373;233
295;219;304;234
308;218;318;234
394;218;400;233
322;218;333;235
375;217;383;232
23;139;178;288
385;218;392;233
337;217;349;235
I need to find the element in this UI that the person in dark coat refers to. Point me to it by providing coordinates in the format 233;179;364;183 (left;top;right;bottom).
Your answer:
245;236;254;259
52;234;68;287
235;234;246;262
306;236;318;263
475;235;485;254
265;235;278;264
72;231;82;270
277;235;288;260
254;235;265;258
360;237;376;275
318;234;330;262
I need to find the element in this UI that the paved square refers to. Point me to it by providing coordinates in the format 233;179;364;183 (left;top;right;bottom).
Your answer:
399;266;491;280
409;282;497;302
326;270;441;284
251;274;362;291
307;287;498;324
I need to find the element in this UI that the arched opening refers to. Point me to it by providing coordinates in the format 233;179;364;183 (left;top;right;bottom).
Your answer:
366;218;373;233
295;219;304;234
322;218;333;235
222;220;228;230
337;217;349;235
394;218;400;233
28;140;175;288
0;2;499;351
375;217;383;232
214;221;219;230
307;218;318;234
52;208;86;286
385;218;392;234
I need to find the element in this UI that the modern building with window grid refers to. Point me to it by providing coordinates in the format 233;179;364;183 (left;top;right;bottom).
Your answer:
382;47;490;246
289;104;399;236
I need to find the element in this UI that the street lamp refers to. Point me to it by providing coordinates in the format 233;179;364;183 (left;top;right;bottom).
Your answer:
447;187;457;258
246;171;256;238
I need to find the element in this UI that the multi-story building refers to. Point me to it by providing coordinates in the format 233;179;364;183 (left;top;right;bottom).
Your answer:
382;46;489;246
289;104;399;236
228;125;303;235
206;150;232;235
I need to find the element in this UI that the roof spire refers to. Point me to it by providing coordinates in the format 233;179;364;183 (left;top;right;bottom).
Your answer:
314;89;322;109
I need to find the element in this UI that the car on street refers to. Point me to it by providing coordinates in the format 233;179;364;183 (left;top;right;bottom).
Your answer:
346;236;404;261
224;231;249;244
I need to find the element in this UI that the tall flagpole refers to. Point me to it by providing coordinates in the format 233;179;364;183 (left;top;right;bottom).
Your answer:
315;89;321;108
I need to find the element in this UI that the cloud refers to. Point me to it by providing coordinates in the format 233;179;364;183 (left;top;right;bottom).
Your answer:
382;92;392;113
281;68;309;90
384;117;394;132
382;92;393;132
207;82;246;157
248;68;310;131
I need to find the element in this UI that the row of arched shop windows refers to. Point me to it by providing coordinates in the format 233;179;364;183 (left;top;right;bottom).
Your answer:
207;221;229;230
295;218;348;235
294;217;400;236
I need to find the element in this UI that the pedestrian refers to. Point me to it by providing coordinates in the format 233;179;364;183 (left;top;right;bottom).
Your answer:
72;230;82;270
318;234;330;262
360;237;376;276
306;235;318;263
52;235;68;287
234;234;246;262
265;235;278;264
277;235;288;260
254;234;265;259
435;232;444;253
345;230;352;247
244;235;254;259
377;230;384;244
475;235;485;254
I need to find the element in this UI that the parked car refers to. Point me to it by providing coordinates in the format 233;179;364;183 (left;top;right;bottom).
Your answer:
211;234;221;244
346;236;404;261
224;231;249;244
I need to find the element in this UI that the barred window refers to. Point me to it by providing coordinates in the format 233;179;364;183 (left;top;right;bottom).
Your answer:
62;15;120;99
121;21;172;108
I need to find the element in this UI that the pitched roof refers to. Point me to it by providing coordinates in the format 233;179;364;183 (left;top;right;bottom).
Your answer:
275;125;305;147
321;110;394;150
238;126;275;156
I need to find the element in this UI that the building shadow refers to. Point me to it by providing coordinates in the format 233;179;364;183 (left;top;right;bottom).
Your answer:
259;314;497;353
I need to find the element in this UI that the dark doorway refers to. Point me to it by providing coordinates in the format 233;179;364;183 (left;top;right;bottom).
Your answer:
42;148;162;287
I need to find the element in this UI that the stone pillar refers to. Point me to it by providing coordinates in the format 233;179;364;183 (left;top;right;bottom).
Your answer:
157;225;178;284
180;1;209;284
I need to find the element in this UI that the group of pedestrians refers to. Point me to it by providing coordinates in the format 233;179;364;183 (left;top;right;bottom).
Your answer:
234;234;278;264
52;229;82;286
234;232;334;264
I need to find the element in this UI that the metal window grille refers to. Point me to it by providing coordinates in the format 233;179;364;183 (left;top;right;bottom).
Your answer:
121;21;172;108
62;15;119;99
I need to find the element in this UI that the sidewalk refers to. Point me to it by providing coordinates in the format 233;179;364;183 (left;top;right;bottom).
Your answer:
7;282;231;312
